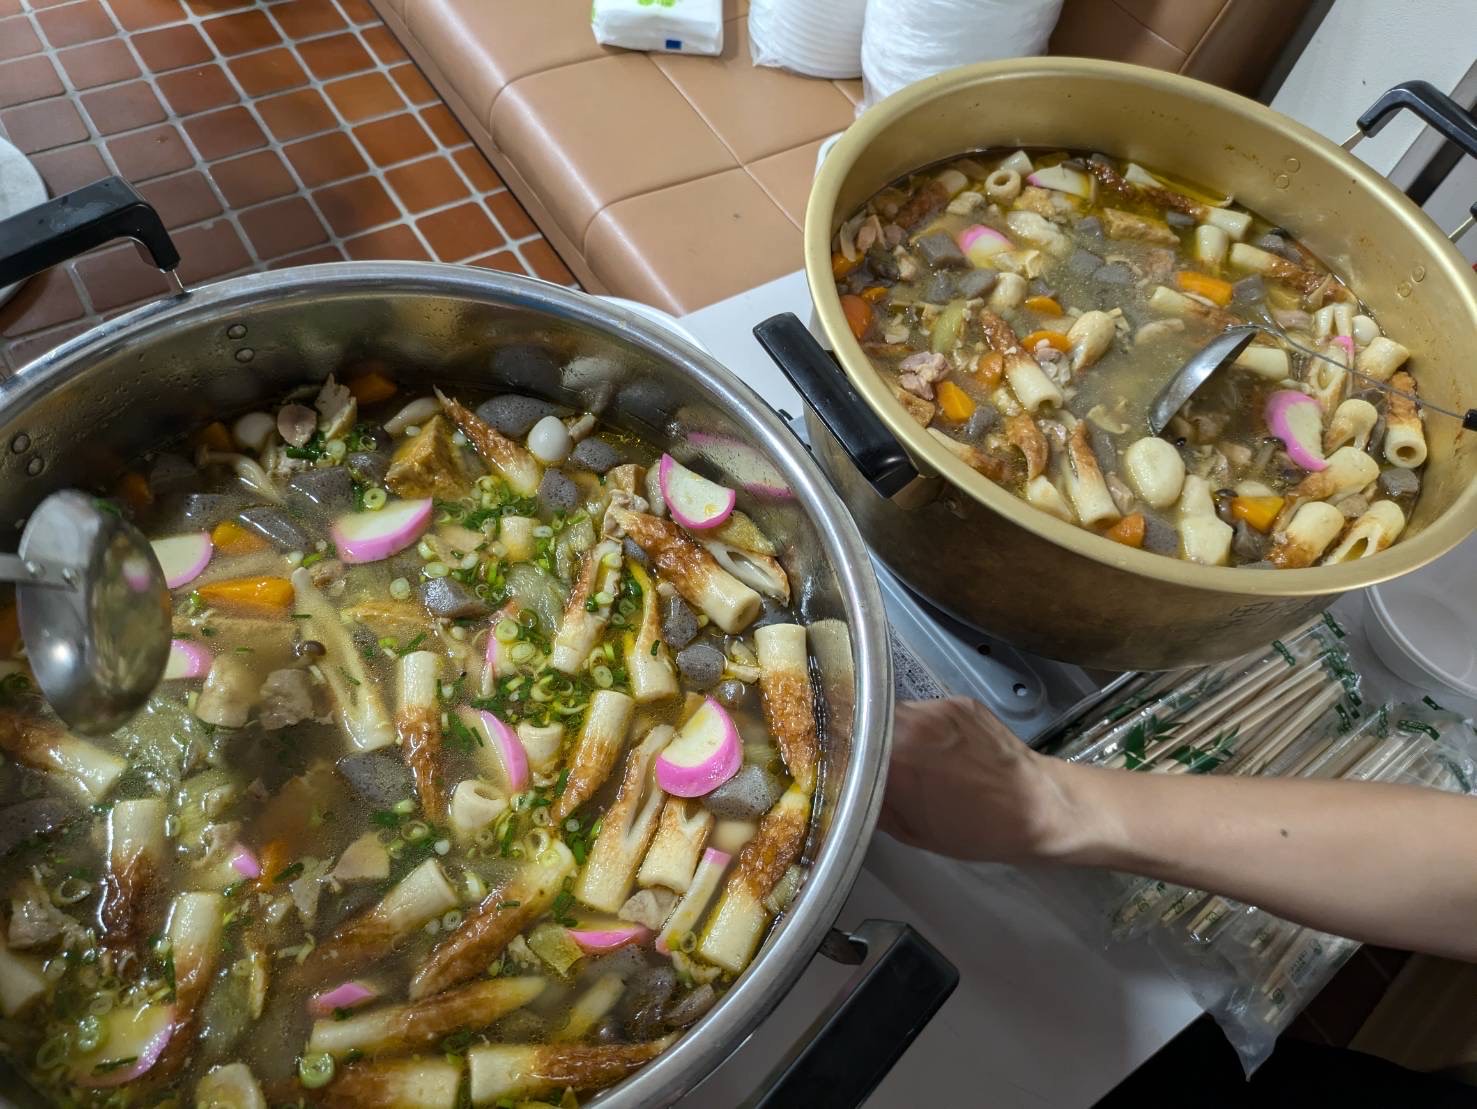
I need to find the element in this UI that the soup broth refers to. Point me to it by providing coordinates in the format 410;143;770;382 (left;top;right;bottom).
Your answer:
833;148;1426;567
0;377;820;1107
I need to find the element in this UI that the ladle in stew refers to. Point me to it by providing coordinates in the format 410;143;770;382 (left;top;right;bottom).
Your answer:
2;490;170;734
1150;322;1477;436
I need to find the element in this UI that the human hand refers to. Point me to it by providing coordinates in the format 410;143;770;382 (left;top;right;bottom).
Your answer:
880;697;1086;863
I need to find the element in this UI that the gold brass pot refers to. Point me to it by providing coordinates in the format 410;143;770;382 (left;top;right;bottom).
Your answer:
780;58;1477;670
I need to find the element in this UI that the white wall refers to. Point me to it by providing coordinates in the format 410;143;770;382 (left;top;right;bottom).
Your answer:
1272;0;1477;173
1272;0;1477;261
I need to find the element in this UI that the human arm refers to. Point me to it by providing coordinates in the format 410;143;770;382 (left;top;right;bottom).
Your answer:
883;697;1477;961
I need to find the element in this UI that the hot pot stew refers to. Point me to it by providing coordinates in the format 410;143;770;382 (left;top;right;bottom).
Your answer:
832;149;1427;568
0;376;822;1107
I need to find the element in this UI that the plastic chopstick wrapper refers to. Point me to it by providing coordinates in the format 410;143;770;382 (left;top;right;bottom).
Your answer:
1042;616;1477;1076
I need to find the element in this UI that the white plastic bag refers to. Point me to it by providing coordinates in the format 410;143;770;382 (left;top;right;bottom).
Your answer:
749;0;868;79
860;0;1063;107
591;0;724;56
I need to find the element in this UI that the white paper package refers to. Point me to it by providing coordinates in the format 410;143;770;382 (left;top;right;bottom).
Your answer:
591;0;724;56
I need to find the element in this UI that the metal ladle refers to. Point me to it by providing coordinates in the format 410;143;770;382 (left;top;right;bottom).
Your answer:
4;490;170;735
1149;320;1477;436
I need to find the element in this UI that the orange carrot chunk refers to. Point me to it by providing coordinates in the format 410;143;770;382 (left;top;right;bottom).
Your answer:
860;285;888;304
1175;271;1235;307
255;839;290;892
832;251;860;280
1231;495;1285;533
839;294;873;340
211;520;270;556
935;381;976;422
1020;330;1071;353
195;576;295;616
975;351;1005;390
1023;295;1063;317
347;368;398;406
1104;513;1146;548
115;471;153;513
193;421;233;453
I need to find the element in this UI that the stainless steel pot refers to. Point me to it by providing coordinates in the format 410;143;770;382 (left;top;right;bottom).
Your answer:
761;62;1477;670
0;182;954;1108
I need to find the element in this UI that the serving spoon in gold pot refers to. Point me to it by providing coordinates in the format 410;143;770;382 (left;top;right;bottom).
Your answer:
1150;322;1477;437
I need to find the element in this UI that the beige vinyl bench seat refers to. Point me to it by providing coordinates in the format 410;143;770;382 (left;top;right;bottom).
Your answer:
372;0;1310;314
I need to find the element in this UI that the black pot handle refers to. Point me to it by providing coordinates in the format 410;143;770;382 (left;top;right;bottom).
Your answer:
0;176;180;288
1350;80;1477;240
1354;80;1477;158
745;920;958;1109
753;313;919;499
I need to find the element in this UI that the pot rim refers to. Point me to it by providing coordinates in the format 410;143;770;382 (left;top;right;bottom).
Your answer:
805;56;1477;599
2;262;894;1108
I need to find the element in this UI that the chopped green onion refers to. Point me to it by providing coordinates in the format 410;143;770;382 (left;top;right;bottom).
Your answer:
273;861;304;884
325;439;347;461
36;1039;69;1069
389;576;411;600
424;561;449;578
402;821;431;843
76;1015;102;1053
53;877;92;905
362;486;387;510
392;798;417;815
299;1052;336;1089
494;619;520;643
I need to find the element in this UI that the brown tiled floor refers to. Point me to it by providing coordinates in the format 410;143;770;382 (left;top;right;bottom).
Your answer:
0;0;577;375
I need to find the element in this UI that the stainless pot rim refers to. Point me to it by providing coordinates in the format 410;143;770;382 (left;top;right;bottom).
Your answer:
805;57;1477;599
4;262;894;1108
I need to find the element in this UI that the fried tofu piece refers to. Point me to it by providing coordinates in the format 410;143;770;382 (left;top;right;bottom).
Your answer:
384;415;469;501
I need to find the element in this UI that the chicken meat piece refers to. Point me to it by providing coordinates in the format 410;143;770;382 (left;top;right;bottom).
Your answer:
315;375;358;441
258;669;319;731
1101;207;1179;246
896;351;949;401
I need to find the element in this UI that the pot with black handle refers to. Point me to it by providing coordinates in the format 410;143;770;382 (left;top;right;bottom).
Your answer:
771;61;1477;670
0;180;955;1109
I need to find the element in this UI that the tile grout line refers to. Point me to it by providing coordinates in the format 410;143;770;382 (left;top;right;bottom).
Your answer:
4;0;570;356
5;5;100;323
262;2;448;263
160;0;555;267
104;0;270;281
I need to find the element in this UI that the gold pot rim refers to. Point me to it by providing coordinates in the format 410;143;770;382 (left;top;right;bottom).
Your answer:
805;56;1477;600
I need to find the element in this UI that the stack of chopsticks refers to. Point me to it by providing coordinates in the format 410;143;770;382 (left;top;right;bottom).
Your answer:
1043;615;1476;1031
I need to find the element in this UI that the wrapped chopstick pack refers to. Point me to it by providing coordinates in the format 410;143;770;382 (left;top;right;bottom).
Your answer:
1043;620;1477;1075
591;0;724;55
